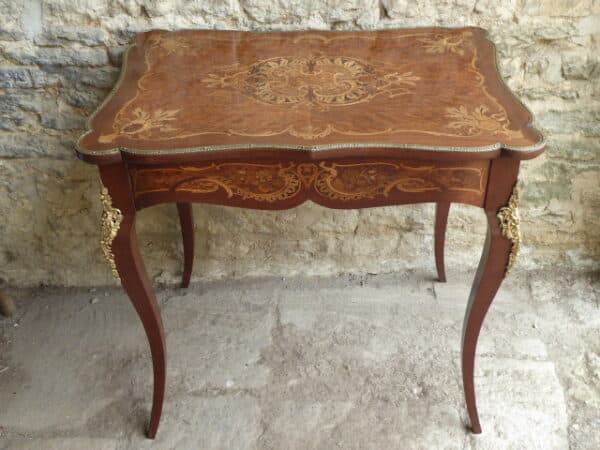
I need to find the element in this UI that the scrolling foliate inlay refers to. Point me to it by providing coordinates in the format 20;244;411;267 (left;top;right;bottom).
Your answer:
133;161;485;203
445;105;523;139
418;34;467;55
94;29;528;145
202;56;420;109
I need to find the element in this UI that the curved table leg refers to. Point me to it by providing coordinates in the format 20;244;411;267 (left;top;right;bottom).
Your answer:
435;202;450;282
176;203;194;288
100;164;166;439
462;159;520;434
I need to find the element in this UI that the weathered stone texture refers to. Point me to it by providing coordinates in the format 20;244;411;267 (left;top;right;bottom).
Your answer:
0;0;598;286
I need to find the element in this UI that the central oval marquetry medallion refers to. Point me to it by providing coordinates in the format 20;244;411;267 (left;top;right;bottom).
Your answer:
246;56;372;107
202;55;420;110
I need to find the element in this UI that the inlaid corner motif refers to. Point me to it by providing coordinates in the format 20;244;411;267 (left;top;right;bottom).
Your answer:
98;108;180;144
445;105;523;139
497;184;521;275
418;32;471;55
96;29;526;144
146;33;190;55
100;186;123;279
133;161;486;203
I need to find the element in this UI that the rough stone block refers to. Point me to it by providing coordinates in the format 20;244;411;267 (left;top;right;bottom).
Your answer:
0;132;75;158
549;136;600;162
562;54;599;80
0;0;33;40
241;0;379;27
523;0;597;17
0;66;33;88
40;108;85;130
62;87;106;109
0;93;20;114
576;15;600;35
0;111;25;131
35;25;109;46
537;108;600;136
78;66;120;88
43;0;114;24
0;65;61;89
143;0;243;19
2;42;108;66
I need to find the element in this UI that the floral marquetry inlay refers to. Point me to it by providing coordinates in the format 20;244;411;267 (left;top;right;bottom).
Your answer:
419;33;469;55
202;56;420;109
445;105;523;139
133;161;487;205
78;28;544;157
99;108;180;144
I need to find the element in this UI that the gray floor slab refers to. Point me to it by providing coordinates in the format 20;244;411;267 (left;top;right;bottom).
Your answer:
0;270;598;449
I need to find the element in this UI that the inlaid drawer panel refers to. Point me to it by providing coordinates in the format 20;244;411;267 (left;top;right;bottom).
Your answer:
131;159;489;209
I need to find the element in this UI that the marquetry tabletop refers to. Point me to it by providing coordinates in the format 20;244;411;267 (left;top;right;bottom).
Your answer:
74;27;545;439
76;27;544;162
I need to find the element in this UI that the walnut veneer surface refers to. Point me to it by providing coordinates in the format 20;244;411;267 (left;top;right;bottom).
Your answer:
77;27;544;162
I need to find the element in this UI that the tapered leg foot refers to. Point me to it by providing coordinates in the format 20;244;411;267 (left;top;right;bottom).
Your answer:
177;203;194;288
435;202;450;282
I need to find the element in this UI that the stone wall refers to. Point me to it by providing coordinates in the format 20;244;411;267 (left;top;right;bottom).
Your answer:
0;1;598;286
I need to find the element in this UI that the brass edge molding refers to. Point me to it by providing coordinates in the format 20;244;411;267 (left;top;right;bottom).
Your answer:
100;186;124;279
497;184;521;275
76;137;547;157
74;29;546;158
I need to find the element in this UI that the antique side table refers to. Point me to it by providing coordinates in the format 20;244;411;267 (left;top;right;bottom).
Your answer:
75;28;545;438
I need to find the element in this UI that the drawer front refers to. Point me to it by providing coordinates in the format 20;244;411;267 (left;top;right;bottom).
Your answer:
131;159;489;210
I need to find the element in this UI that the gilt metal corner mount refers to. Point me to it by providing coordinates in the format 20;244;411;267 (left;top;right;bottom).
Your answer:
497;184;521;275
100;186;123;279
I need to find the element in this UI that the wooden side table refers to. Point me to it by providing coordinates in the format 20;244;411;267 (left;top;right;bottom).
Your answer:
75;28;545;438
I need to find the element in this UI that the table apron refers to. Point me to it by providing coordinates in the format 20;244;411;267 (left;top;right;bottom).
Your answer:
130;158;490;210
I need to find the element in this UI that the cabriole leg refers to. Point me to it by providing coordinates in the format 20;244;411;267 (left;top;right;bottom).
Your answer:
435;202;450;282
176;203;194;288
99;163;166;439
462;159;521;434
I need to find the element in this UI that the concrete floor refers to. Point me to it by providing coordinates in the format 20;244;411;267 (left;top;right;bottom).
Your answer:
0;270;598;450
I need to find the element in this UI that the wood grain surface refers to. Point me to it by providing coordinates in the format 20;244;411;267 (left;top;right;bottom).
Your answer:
76;28;545;164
